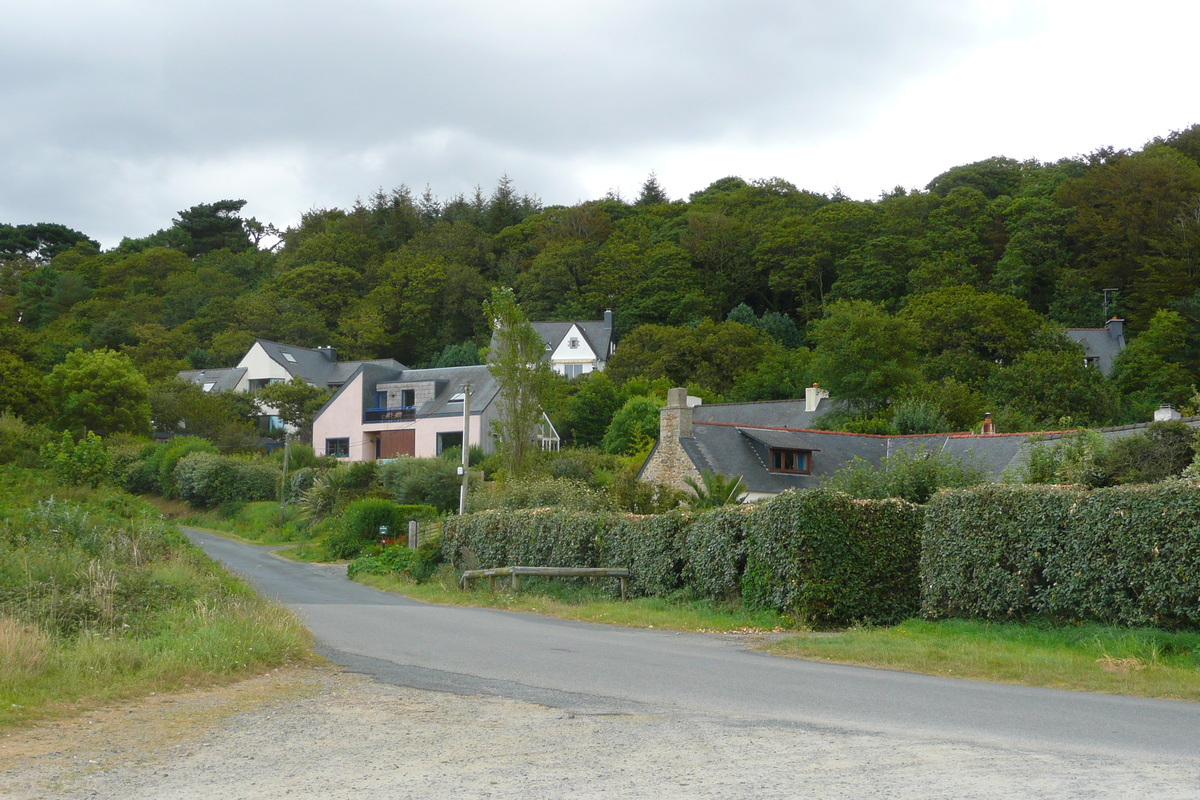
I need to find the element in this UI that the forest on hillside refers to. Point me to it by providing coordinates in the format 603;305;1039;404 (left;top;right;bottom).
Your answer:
4;125;1200;446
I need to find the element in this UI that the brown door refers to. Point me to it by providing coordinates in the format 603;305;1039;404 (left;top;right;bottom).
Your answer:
379;429;415;458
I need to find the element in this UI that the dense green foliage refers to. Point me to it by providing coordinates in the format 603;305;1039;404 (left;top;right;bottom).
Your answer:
923;482;1200;628
6;128;1200;451
173;451;280;507
324;498;412;559
827;447;986;503
442;489;923;624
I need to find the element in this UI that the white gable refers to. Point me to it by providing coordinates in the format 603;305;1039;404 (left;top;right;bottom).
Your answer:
234;342;294;391
549;324;597;363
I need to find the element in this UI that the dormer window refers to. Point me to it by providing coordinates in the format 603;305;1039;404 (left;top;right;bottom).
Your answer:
568;337;579;349
769;448;810;474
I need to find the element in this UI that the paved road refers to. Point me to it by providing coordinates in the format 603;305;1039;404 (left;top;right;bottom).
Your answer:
185;528;1200;762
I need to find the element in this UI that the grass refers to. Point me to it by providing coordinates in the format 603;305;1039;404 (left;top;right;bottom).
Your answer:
760;618;1200;701
182;501;310;545
353;569;793;633
0;467;313;726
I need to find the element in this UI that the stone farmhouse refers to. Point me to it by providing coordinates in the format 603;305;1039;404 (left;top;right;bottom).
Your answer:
641;385;1195;501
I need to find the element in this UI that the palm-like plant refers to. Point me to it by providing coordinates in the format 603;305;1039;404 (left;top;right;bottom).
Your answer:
683;470;748;509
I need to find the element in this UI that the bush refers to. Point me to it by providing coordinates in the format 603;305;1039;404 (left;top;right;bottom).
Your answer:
742;489;923;625
922;484;1079;620
40;430;111;488
467;475;614;513
157;436;218;498
0;414;53;467
922;482;1200;628
601;396;662;456
173;452;279;507
681;505;752;600
827;447;984;504
379;457;460;512
347;545;415;579
325;498;411;560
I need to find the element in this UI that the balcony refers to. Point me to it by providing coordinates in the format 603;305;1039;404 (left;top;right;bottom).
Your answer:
364;406;416;423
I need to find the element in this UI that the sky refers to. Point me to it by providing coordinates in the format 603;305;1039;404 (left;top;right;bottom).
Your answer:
2;0;1197;248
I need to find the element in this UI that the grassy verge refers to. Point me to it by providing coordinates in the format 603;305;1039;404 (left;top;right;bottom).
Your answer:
353;570;793;633
180;500;309;545
760;618;1200;701
0;468;313;726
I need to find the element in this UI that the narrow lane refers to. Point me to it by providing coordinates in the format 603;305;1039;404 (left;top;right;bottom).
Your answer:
186;528;1200;761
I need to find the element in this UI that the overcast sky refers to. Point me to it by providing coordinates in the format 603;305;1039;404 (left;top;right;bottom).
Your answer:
2;0;1196;247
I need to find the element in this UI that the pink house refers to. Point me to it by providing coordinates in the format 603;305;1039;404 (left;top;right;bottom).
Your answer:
311;363;502;461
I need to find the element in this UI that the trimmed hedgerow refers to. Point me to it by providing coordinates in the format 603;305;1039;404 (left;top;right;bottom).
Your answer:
601;511;689;598
1046;483;1200;628
923;482;1200;629
921;484;1081;621
681;505;752;601
742;489;923;625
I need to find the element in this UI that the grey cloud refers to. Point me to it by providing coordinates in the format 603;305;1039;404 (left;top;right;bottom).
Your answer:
1;1;996;244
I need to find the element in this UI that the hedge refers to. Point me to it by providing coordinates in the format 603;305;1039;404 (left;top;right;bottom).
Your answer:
923;482;1200;628
173;452;279;507
442;490;923;619
921;484;1080;620
742;490;923;625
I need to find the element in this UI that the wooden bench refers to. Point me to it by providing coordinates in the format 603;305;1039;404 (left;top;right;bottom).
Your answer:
459;566;630;601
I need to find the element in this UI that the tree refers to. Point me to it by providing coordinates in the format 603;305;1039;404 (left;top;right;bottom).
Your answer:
809;300;920;412
44;349;151;436
486;287;556;476
1110;309;1195;417
601;395;662;455
257;376;333;435
40;430;111;488
988;348;1114;427
635;172;670;206
0;223;98;262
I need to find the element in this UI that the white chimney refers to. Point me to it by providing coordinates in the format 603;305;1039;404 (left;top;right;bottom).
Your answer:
1154;404;1182;422
805;384;829;413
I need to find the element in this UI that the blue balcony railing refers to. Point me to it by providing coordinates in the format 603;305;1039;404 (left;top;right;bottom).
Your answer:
364;406;416;423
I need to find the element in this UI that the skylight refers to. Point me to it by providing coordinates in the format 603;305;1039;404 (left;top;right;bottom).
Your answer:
202;382;217;392
449;392;465;402
282;352;297;363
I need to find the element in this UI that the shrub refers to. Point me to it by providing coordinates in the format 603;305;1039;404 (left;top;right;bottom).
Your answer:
40;430;112;488
0;414;53;468
742;489;923;625
922;482;1200;628
347;545;415;579
325;498;409;560
157;436;218;498
466;476;614;513
601;396;662;456
681;505;752;600
921;484;1079;620
173;452;279;507
827;447;984;504
379;457;460;512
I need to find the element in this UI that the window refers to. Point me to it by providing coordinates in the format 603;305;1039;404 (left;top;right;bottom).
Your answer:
282;352;297;363
375;391;387;409
202;381;217;392
437;431;463;454
325;438;350;458
449;392;465;403
400;389;415;407
563;363;584;379
1084;356;1100;369
568;337;579;349
769;448;810;474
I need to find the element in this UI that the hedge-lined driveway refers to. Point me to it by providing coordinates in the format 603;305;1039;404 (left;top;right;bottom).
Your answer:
185;528;1200;762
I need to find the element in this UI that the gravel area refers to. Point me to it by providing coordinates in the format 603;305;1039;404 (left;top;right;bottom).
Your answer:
4;665;1199;799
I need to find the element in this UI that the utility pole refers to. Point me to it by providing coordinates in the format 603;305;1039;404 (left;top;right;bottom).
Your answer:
459;382;471;516
279;436;290;524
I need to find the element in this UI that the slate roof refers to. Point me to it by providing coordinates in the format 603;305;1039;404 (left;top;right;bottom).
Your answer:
693;397;832;429
528;320;614;361
1064;324;1125;376
177;368;246;392
679;416;1200;497
252;339;406;388
315;363;502;422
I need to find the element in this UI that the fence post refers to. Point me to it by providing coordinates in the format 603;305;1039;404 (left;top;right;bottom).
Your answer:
408;520;419;549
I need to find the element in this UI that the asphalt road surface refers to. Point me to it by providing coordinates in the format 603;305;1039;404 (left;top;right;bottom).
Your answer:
185;528;1200;764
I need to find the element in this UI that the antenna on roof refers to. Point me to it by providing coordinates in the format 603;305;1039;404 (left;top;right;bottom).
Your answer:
1102;288;1119;322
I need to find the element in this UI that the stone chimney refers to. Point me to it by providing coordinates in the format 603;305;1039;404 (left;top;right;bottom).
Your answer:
663;387;693;439
317;346;338;363
980;412;996;435
1154;404;1182;423
1106;317;1124;342
805;384;830;413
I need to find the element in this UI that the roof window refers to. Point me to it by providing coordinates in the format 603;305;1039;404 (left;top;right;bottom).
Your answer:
202;382;217;392
282;352;297;363
449;392;466;402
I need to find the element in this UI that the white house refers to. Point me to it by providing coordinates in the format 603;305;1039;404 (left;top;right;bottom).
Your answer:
523;310;616;378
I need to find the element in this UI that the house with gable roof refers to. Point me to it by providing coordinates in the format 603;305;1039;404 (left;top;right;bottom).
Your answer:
518;310;615;378
178;339;404;432
1064;317;1125;376
641;384;1198;501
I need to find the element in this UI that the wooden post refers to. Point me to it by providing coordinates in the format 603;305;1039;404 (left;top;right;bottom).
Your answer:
458;382;471;515
511;571;520;593
279;437;290;524
620;576;627;602
407;520;419;549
